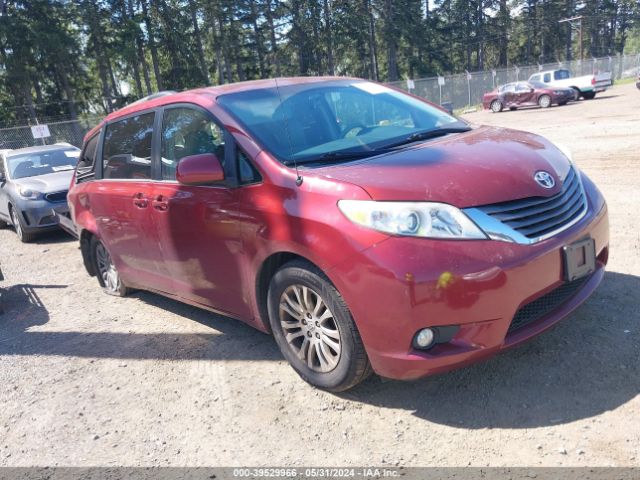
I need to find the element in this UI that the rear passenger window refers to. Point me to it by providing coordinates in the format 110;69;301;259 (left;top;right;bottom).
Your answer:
102;112;154;180
161;107;225;181
543;73;551;83
76;133;99;182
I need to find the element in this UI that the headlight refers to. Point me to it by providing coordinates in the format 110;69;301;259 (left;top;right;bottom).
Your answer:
337;200;487;239
18;186;41;199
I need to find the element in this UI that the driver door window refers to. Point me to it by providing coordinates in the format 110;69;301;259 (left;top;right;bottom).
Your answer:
161;107;225;181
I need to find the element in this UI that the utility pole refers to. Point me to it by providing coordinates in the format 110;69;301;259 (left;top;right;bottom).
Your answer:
559;16;583;61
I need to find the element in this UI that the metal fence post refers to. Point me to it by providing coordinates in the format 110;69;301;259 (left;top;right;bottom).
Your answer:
465;71;471;106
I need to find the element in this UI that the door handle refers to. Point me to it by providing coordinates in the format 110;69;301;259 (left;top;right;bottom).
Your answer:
152;195;168;211
133;192;148;208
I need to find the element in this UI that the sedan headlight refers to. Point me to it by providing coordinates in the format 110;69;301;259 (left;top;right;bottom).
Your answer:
18;186;41;199
338;200;487;239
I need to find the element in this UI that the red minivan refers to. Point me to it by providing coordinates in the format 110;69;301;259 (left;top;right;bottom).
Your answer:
68;78;609;391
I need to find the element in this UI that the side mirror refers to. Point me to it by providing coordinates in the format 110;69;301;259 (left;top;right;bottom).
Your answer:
176;153;225;186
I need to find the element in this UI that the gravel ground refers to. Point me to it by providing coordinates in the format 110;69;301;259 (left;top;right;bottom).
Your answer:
0;83;638;468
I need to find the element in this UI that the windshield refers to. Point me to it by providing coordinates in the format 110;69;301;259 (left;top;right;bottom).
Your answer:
7;148;79;179
217;80;463;164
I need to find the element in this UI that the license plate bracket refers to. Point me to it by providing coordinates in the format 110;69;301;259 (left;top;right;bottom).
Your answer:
562;238;596;282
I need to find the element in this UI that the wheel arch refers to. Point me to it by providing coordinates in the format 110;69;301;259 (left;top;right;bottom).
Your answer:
255;251;326;333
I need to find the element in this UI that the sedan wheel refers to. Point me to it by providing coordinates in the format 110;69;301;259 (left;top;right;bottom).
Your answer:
538;94;552;108
279;284;341;373
93;238;129;296
490;100;503;113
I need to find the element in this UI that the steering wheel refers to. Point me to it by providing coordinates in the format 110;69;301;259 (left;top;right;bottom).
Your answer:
341;124;376;138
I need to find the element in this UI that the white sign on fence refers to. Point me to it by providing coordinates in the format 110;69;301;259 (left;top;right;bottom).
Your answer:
31;124;51;139
438;76;445;86
406;79;415;90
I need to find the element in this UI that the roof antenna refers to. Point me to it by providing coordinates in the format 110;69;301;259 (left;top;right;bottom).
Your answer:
274;78;302;186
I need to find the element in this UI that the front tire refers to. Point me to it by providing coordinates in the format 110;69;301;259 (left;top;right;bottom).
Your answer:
92;237;130;296
10;206;35;243
490;100;503;113
267;260;372;391
538;94;552;108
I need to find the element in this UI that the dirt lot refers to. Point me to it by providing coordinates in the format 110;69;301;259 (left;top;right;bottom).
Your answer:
0;83;638;468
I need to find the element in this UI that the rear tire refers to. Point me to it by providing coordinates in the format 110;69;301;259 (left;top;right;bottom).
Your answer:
0;219;7;229
267;260;372;392
583;91;596;100
558;101;568;106
10;206;35;243
91;236;130;297
538;94;552;108
509;107;517;111
490;100;503;113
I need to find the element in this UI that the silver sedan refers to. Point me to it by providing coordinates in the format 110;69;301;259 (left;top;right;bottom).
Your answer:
0;144;79;242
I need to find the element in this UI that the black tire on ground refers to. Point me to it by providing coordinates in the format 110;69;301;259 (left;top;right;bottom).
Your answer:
558;101;568;106
267;259;372;392
0;219;7;229
509;107;517;111
538;94;552;108
91;236;130;297
9;206;36;243
490;100;503;113
583;91;596;100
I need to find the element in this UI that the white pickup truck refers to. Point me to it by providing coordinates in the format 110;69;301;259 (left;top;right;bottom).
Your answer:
528;68;612;100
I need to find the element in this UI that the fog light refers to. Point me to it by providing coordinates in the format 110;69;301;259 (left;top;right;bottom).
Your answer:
414;328;435;349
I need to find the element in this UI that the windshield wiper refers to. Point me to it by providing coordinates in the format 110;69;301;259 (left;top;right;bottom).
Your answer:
283;125;472;167
284;149;385;166
379;126;472;150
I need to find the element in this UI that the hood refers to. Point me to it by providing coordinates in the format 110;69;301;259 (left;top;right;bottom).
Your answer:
312;126;571;208
13;170;74;193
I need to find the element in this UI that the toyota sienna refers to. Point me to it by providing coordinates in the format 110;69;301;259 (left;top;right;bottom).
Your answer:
67;78;609;391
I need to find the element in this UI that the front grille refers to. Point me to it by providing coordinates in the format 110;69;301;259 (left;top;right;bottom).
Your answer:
45;191;68;203
477;167;586;240
508;275;590;333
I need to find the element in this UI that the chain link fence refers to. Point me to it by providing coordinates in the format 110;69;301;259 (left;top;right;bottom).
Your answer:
1;53;639;150
0;115;102;150
389;53;640;111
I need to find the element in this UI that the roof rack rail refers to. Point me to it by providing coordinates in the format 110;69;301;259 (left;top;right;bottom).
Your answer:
127;91;177;107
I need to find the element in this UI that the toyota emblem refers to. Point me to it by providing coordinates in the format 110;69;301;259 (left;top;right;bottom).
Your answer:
534;171;555;189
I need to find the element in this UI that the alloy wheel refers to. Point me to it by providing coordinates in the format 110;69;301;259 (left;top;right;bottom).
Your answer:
539;95;551;108
278;284;341;373
95;242;120;292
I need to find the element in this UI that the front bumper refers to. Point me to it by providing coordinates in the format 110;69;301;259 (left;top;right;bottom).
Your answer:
328;175;609;380
17;199;68;232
